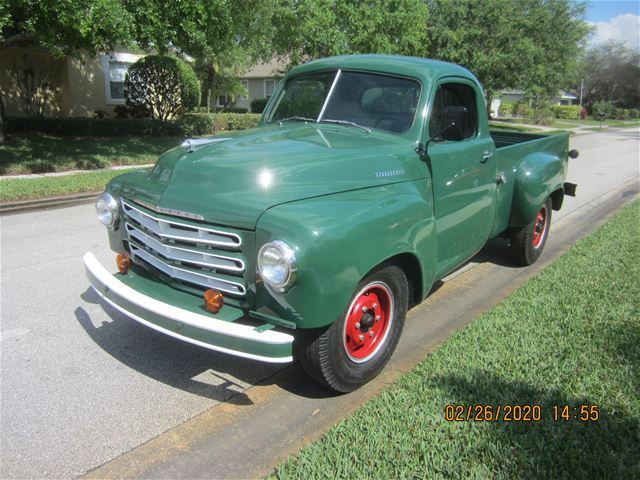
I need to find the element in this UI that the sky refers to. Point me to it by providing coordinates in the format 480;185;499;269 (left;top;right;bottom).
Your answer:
583;0;640;50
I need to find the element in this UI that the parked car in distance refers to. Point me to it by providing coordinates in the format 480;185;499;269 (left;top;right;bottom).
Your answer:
85;55;578;392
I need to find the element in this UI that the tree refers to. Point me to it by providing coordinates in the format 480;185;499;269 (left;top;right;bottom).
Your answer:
580;42;640;108
272;0;430;66
0;0;134;141
425;0;590;111
123;0;276;112
125;55;200;120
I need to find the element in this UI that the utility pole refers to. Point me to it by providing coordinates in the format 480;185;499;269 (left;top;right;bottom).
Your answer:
579;79;584;108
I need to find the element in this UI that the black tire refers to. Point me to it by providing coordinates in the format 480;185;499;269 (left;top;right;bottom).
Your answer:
296;265;408;392
510;198;552;266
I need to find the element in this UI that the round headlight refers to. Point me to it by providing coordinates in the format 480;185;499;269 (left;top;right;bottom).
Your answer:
258;240;297;292
95;193;119;229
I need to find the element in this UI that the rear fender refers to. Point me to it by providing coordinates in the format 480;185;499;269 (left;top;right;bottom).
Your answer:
509;152;565;226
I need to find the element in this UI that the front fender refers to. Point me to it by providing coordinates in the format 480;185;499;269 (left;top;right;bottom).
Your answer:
255;181;436;329
510;152;565;226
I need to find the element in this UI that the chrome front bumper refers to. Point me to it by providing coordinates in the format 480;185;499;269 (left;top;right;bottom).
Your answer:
83;252;294;363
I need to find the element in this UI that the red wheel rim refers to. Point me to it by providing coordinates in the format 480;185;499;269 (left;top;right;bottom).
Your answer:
343;282;394;363
532;206;547;248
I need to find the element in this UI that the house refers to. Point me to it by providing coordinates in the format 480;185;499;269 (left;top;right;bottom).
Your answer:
218;58;287;111
489;89;579;117
1;46;286;117
0;47;146;117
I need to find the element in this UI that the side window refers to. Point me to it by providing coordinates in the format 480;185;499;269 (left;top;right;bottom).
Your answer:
429;83;478;141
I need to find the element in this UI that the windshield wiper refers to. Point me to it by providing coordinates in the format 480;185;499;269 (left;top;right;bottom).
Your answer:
319;118;371;134
277;116;316;124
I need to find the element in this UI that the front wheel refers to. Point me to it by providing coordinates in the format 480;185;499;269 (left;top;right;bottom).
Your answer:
510;198;552;266
296;266;408;392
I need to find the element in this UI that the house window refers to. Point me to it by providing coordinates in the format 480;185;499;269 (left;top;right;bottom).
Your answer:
101;53;142;104
264;79;276;97
217;95;230;107
240;80;249;100
108;61;129;101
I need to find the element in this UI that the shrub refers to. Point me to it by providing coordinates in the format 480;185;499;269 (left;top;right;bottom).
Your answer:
250;97;269;113
498;101;515;117
221;107;248;113
114;104;151;119
125;55;200;120
613;108;630;120
214;113;261;131
579;107;588;120
526;108;555;126
628;108;639;119
591;100;612;119
516;103;532;118
176;113;215;136
550;105;581;119
5;116;182;136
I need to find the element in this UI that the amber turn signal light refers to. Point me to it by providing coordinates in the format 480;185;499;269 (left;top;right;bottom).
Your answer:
204;289;224;313
116;254;132;273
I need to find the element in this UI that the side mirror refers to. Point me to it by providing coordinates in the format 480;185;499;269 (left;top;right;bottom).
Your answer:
443;106;467;141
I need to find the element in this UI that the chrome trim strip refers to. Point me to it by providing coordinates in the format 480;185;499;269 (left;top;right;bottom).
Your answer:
125;223;245;273
317;69;341;121
130;244;247;296
122;200;242;248
133;198;205;221
83;252;293;363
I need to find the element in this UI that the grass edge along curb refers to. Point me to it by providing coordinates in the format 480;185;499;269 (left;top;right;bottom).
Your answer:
0;167;145;203
270;199;640;480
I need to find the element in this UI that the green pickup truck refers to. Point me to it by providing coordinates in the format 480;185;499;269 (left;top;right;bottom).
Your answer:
84;55;577;392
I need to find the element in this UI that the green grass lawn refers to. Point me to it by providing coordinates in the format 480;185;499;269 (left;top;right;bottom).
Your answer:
271;200;640;479
0;168;145;202
0;134;180;175
551;118;640;128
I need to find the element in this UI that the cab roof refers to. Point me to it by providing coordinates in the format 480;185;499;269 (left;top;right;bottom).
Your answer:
287;54;479;85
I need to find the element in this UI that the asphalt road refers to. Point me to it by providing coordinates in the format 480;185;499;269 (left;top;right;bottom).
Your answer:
1;127;638;478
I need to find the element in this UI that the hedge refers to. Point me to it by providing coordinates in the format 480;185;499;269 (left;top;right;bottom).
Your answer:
6;113;261;137
550;105;581;119
5;117;183;136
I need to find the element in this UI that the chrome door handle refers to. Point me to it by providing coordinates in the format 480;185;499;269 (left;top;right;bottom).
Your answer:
480;151;493;164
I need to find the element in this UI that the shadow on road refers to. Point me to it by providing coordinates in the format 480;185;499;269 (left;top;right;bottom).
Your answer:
77;288;339;402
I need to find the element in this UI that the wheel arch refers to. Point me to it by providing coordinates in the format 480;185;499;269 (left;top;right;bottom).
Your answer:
370;252;423;308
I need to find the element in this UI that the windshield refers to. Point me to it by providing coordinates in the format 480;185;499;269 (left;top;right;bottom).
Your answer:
265;70;421;134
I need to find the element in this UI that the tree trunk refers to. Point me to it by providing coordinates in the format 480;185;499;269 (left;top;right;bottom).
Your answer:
206;64;217;113
0;90;7;143
485;91;493;119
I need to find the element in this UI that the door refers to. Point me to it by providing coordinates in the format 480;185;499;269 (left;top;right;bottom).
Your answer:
427;80;496;277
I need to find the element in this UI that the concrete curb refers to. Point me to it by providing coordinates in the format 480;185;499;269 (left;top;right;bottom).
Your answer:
0;164;154;215
0;191;99;215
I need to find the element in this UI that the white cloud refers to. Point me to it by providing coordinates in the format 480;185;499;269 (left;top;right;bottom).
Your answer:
589;13;640;51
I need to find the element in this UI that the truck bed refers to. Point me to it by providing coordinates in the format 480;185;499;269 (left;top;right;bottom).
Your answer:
489;130;570;237
490;130;548;149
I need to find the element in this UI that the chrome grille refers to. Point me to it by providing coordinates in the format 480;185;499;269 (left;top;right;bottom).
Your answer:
122;199;247;296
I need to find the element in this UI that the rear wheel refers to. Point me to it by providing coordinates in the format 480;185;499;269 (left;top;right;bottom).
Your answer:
296;266;408;392
510;198;552;265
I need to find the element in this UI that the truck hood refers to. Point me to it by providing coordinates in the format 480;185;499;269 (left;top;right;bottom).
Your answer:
114;123;421;230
